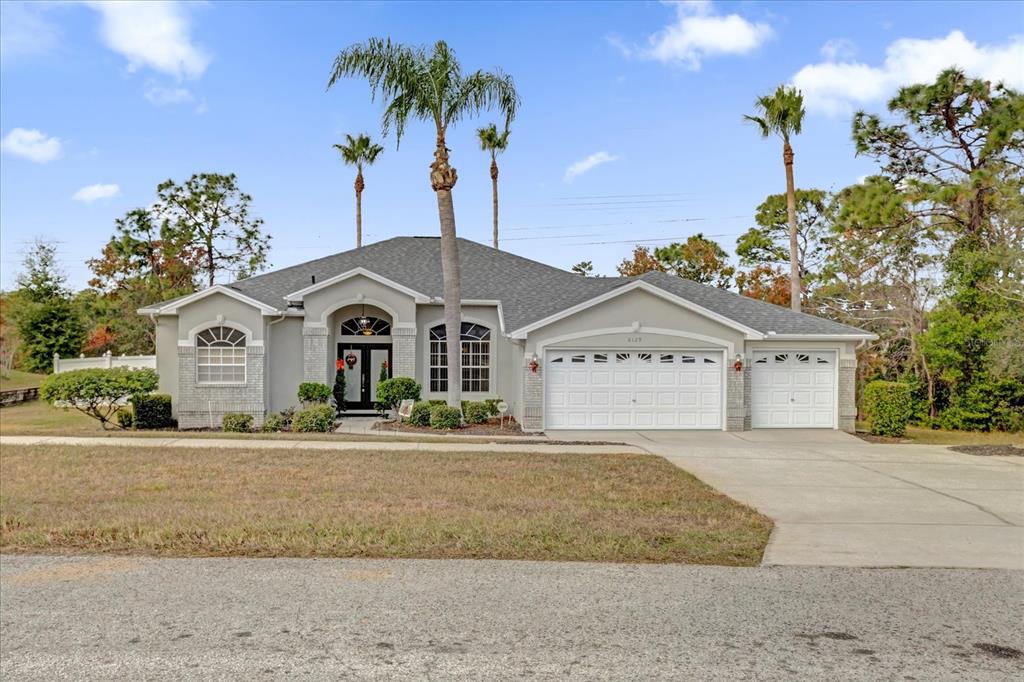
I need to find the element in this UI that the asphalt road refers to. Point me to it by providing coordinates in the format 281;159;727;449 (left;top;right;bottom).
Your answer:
1;556;1021;680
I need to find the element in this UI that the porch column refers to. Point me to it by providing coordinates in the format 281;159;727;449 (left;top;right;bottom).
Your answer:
391;323;417;378
838;357;857;433
522;353;543;432
302;324;330;384
726;355;748;431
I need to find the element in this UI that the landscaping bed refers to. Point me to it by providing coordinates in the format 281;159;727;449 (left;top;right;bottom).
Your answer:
0;443;772;565
375;416;524;436
949;444;1023;457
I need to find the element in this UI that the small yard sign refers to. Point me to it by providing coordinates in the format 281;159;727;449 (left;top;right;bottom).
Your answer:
397;399;415;420
496;400;508;413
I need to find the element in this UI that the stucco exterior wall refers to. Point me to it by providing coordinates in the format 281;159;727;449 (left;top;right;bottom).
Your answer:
176;293;265;342
302;275;417;327
268;316;303;412
155;315;179;411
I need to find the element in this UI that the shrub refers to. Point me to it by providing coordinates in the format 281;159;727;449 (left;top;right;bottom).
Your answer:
332;370;346;413
429;404;462;430
116;409;134;429
222;412;254;433
293;404;336;432
427;399;446;407
40;368;158;430
376;377;421;411
407;401;433;427
298;382;331;405
261;413;289;433
483;398;502;416
131;393;173;429
863;381;913;437
463;401;490;425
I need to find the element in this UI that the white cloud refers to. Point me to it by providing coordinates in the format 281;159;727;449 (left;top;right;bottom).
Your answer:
144;83;195;105
0;2;61;59
564;152;618;182
820;38;856;62
632;1;773;70
794;30;1024;115
1;128;62;163
72;183;121;203
85;1;210;79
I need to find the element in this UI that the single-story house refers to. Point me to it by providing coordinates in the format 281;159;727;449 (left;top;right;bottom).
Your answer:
139;236;875;432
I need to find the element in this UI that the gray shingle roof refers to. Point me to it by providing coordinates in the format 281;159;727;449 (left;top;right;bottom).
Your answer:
186;236;868;337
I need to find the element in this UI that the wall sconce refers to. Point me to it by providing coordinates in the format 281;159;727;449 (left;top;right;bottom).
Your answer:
529;353;539;373
734;354;744;372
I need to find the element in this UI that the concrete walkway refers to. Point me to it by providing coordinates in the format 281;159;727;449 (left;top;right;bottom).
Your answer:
0;434;641;456
550;429;1024;569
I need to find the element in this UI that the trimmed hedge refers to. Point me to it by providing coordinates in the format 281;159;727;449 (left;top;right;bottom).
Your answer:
483;398;502;416
132;393;173;429
222;412;254;433
429;404;462;430
463;401;490;425
293;404;336;432
407;401;433;427
864;380;913;437
376;377;422;411
40;367;158;429
298;382;331;404
116;409;134;429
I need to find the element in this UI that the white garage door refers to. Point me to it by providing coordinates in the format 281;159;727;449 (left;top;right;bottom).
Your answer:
545;350;723;430
751;351;836;428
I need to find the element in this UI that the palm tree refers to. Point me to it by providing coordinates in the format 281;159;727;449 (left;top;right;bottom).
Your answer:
333;133;384;248
328;39;519;409
476;123;510;249
745;85;806;311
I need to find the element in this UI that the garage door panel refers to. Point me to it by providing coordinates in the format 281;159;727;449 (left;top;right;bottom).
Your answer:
752;351;836;429
546;350;723;430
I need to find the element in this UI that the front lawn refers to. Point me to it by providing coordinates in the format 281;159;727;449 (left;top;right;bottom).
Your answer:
0;444;772;565
0;370;46;392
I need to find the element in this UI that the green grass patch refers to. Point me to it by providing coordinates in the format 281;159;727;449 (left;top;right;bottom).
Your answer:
0;370;46;392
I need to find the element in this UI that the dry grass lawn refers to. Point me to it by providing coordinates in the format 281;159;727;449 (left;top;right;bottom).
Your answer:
0;444;771;566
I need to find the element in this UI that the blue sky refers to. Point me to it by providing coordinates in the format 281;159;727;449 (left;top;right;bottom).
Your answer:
1;1;1021;290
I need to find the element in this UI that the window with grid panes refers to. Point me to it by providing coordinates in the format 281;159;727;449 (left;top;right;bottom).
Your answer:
195;326;247;384
428;322;491;392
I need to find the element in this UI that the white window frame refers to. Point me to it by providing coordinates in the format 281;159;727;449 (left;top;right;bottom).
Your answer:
427;322;492;394
195;325;248;386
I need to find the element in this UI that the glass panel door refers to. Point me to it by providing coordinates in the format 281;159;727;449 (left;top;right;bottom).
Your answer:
370;348;390;402
342;347;363;404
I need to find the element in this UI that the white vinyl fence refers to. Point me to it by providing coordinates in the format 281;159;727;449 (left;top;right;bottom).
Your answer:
53;351;157;373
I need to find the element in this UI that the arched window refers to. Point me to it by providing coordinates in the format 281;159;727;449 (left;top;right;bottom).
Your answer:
196;326;247;383
340;316;391;336
429;322;490;392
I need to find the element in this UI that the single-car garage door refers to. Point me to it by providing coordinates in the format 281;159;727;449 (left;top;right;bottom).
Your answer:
545;350;722;429
751;351;836;428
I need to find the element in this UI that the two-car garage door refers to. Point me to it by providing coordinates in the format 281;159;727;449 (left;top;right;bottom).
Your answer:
545;350;722;429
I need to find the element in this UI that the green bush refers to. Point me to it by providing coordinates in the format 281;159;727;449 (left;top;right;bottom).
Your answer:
483;398;502;416
427;399;446;407
40;368;159;430
222;412;254;433
376;377;422;411
116;409;134;429
429;404;462;430
261;413;289;433
463;401;490;425
298;382;331;405
131;393;173;429
863;381;913;437
332;370;346;413
293;404;336;432
407;401;433;427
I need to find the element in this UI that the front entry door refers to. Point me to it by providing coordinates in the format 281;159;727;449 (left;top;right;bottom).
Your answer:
338;344;392;411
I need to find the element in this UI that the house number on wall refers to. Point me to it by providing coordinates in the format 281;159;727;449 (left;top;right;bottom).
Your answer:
627;336;643;343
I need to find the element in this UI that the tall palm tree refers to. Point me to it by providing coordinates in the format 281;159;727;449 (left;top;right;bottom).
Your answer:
328;39;519;409
745;85;806;311
333;133;384;248
476;123;510;249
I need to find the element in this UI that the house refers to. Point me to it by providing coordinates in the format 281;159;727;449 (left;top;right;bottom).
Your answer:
139;236;874;432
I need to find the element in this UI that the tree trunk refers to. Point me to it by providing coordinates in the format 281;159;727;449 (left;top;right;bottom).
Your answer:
491;158;499;250
430;136;462;411
206;231;215;288
783;142;800;311
354;170;364;249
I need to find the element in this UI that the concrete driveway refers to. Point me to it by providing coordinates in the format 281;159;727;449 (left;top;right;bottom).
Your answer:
549;429;1024;569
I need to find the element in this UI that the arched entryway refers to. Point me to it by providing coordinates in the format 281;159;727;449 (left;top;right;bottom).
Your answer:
335;305;392;412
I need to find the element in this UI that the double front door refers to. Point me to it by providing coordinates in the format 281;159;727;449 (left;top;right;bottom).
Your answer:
337;344;392;411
